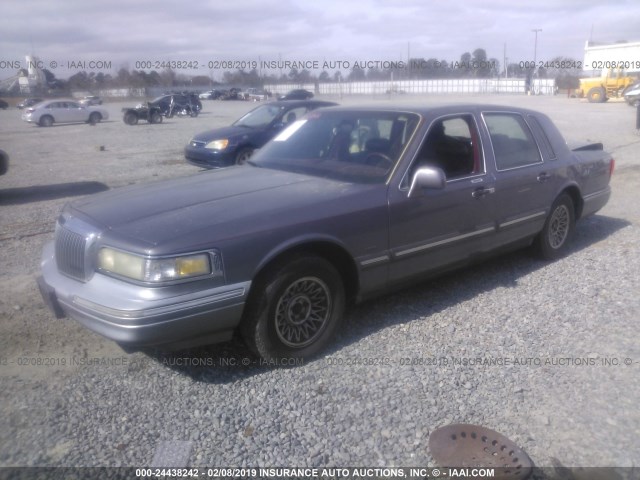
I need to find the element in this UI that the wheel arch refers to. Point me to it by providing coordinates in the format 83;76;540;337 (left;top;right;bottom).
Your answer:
235;143;258;154
558;184;583;220
249;238;360;308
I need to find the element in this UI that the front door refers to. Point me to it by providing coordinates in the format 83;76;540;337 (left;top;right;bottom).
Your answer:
388;113;497;283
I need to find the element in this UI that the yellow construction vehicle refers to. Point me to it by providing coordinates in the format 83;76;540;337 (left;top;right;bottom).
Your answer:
577;68;636;103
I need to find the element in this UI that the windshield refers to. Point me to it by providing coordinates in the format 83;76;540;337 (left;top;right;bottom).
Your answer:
151;95;169;103
234;104;284;128
249;110;420;183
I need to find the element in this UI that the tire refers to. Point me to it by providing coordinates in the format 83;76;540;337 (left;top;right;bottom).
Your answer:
0;150;8;176
241;256;345;361
88;112;102;124
235;148;254;165
39;115;53;127
124;112;138;125
533;193;575;260
587;87;606;103
150;112;162;124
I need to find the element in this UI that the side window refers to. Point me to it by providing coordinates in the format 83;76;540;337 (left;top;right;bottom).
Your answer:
483;113;542;170
411;114;482;180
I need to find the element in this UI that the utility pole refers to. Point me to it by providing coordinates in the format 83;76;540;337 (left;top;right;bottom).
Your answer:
532;29;542;65
503;43;507;79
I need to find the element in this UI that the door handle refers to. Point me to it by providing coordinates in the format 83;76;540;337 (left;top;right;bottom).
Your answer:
472;187;495;198
537;172;550;182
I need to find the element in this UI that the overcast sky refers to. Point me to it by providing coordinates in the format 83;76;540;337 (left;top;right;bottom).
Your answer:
1;0;639;80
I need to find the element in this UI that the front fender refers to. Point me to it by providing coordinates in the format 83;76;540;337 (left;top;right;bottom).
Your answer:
253;233;355;277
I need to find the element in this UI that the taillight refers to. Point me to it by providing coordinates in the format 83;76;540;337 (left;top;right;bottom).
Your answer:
609;157;615;177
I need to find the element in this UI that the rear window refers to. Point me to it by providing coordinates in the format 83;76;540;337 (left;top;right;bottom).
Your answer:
526;115;556;160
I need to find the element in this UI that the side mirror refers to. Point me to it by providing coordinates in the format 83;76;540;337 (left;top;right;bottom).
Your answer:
408;165;446;198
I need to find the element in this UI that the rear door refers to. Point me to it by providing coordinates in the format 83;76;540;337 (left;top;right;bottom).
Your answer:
481;111;555;245
45;102;67;122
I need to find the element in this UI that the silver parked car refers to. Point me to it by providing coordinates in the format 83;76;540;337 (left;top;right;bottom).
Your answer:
22;99;109;126
37;105;613;361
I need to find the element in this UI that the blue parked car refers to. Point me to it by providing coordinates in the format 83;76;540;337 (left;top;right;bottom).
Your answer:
184;100;337;168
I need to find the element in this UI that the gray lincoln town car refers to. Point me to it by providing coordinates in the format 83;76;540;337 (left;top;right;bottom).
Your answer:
38;105;613;360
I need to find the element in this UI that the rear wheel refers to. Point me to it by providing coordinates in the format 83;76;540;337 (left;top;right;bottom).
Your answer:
150;112;162;124
241;256;345;361
587;87;606;103
124;112;138;125
533;193;575;260
39;115;53;127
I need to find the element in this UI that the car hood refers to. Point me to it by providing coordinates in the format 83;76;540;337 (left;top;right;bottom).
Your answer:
624;86;640;97
191;125;259;142
68;167;380;253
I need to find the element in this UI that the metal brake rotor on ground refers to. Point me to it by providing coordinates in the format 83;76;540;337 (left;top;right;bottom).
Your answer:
429;424;533;480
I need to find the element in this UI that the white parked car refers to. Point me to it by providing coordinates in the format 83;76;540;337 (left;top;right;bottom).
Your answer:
22;99;109;127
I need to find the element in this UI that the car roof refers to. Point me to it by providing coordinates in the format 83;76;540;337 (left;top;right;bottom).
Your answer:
265;99;337;107
40;98;80;103
318;103;544;117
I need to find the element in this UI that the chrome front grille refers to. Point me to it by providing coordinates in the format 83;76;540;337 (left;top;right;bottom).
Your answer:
55;226;88;281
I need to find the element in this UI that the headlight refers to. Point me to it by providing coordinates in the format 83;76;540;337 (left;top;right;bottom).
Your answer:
97;248;223;283
204;139;229;150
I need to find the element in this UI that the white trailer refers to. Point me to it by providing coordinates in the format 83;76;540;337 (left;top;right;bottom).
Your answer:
583;41;640;74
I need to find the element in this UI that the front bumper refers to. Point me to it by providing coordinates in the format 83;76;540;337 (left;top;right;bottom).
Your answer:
38;241;250;348
184;145;235;168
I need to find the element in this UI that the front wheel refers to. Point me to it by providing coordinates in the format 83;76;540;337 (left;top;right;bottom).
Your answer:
241;256;345;361
533;193;575;260
88;112;102;124
235;148;254;165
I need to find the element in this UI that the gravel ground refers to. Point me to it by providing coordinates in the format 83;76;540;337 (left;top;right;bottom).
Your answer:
0;94;639;474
